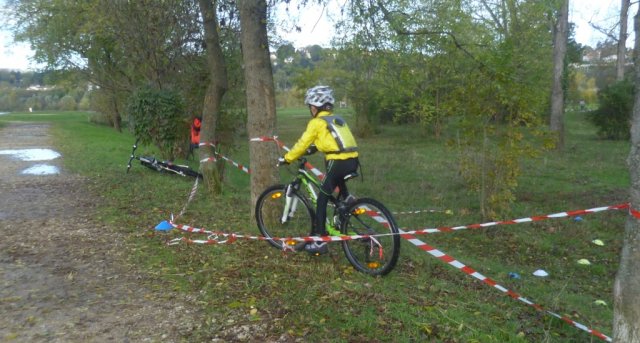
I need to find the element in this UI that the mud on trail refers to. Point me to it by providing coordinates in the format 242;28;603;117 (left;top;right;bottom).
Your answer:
0;122;202;342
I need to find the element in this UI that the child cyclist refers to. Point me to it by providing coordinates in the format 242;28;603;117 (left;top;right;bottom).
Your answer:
278;86;359;255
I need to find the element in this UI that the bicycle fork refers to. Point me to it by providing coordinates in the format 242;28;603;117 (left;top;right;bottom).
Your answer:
281;184;299;224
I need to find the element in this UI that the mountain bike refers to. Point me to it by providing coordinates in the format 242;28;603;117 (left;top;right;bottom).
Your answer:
255;156;400;276
126;139;202;179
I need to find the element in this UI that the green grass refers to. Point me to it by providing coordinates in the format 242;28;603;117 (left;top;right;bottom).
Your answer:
0;109;627;342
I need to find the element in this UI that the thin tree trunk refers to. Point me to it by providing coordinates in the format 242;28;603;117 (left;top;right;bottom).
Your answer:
549;0;568;150
111;95;122;132
237;0;279;215
197;0;228;195
617;0;630;81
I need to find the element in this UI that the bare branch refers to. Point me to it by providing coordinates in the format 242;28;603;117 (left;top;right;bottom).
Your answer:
479;0;506;33
589;21;620;42
374;0;491;73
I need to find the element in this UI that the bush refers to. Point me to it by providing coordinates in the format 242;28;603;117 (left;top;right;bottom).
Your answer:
87;111;113;126
58;95;77;111
126;85;184;159
589;79;633;140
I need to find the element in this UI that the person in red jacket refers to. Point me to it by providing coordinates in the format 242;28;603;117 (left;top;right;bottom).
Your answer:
190;116;202;154
191;117;202;150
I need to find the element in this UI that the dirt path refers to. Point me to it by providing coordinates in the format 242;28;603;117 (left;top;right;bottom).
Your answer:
0;122;202;342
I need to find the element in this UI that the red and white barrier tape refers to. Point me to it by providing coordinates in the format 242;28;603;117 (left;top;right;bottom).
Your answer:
198;141;217;148
250;136;326;179
219;155;250;174
393;209;453;215
250;135;289;151
399;229;612;342
404;203;629;235
198;141;251;174
174;177;199;220
248;136;619;340
166;220;395;246
162;135;630;341
163;203;618;340
169;201;624;241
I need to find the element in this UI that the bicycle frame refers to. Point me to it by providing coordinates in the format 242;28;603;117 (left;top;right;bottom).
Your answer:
126;139;202;178
258;155;400;275
282;158;351;235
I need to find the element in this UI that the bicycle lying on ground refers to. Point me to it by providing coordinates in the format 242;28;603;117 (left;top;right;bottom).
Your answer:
126;139;202;179
255;155;400;276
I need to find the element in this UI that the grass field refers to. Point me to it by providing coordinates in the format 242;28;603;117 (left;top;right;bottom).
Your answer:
0;109;628;342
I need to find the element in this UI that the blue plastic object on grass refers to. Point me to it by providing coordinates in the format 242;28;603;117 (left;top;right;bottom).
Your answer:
574;216;583;222
155;220;174;231
508;272;521;279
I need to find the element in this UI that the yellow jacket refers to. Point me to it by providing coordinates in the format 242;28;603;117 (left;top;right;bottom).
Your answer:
284;111;359;163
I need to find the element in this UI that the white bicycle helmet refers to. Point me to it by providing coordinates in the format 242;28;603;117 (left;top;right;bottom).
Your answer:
304;85;335;107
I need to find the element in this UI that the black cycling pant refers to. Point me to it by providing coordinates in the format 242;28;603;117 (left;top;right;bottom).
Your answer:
314;157;359;236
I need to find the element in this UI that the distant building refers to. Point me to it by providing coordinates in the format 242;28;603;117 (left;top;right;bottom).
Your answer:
26;85;53;91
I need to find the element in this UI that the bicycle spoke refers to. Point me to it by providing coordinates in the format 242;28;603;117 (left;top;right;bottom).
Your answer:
256;185;314;251
341;198;400;276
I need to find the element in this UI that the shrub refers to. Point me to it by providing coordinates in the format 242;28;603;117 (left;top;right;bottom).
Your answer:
126;85;184;159
87;111;113;126
589;79;633;140
58;95;77;111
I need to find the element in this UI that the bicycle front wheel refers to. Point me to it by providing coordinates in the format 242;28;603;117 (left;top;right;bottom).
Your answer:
341;198;400;276
255;184;315;251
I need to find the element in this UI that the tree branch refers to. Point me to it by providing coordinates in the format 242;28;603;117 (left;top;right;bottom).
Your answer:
374;0;491;73
479;0;506;33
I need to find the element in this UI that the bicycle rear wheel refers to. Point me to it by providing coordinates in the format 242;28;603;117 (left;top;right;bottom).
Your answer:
341;198;400;276
255;184;315;251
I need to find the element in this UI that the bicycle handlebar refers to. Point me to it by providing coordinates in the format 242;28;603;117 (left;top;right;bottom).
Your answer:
126;138;140;173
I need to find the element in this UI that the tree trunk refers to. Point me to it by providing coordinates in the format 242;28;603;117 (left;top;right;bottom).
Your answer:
197;0;228;195
111;95;122;132
549;0;568;150
617;0;630;81
237;0;279;215
613;6;640;343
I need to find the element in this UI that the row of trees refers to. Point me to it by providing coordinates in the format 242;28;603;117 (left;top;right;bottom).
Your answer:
0;69;79;111
0;0;617;216
0;0;600;215
0;69;47;87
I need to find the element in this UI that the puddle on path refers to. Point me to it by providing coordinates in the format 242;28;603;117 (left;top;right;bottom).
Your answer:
0;148;61;161
0;148;62;175
20;164;60;175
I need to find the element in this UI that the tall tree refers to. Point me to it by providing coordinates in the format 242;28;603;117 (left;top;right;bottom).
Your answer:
613;5;640;341
344;0;553;218
237;0;279;212
197;0;228;194
550;0;568;150
8;0;204;133
618;0;630;81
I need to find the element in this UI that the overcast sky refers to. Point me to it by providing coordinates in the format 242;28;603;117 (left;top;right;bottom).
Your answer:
0;0;632;71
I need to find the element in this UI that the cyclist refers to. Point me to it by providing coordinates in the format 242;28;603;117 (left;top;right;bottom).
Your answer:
279;85;359;255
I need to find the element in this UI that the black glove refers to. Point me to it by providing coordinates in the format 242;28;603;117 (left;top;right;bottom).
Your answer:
305;145;318;155
277;157;288;166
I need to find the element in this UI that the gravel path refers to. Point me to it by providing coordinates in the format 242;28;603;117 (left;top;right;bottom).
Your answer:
0;122;202;342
